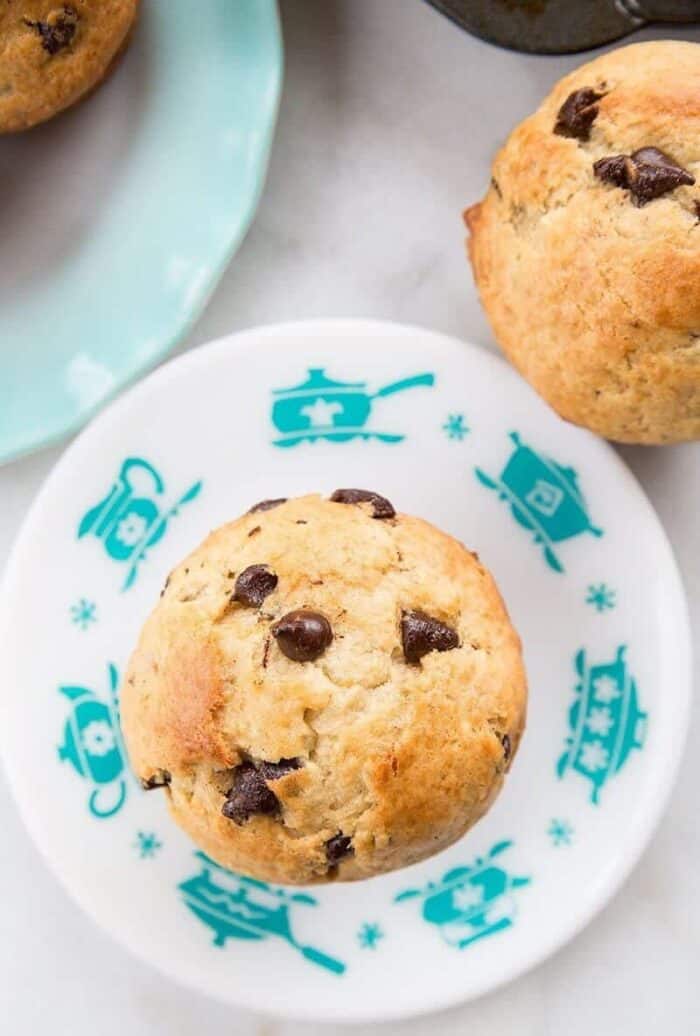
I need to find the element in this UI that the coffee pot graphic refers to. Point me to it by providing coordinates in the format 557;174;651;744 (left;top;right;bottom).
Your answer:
271;368;434;447
57;663;127;819
78;458;202;589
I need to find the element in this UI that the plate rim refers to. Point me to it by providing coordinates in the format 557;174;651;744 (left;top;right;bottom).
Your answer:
0;318;693;1022
0;0;283;468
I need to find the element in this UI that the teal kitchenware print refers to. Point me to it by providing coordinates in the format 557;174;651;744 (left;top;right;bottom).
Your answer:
78;458;202;590
475;432;602;572
57;663;128;819
395;841;530;950
179;853;346;975
558;646;647;804
270;368;434;447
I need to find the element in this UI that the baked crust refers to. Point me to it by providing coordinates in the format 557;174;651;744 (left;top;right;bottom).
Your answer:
466;41;700;444
0;0;138;132
122;494;527;885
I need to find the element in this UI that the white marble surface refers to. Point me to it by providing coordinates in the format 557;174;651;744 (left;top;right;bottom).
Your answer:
1;1;698;1032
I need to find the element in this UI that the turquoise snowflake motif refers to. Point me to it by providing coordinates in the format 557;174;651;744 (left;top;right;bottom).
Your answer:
357;922;384;950
442;413;469;441
585;583;616;613
134;831;162;859
70;598;97;630
548;819;573;847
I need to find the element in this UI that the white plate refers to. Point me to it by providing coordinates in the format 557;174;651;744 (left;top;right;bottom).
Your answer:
0;320;691;1023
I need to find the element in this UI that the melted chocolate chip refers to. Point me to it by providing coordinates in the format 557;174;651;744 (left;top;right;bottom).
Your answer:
325;832;353;865
501;734;512;762
258;758;302;780
222;758;301;824
330;488;396;520
594;147;695;206
401;610;459;664
140;770;171;791
233;564;278;608
272;610;333;662
222;763;277;823
249;498;287;513
554;87;603;141
24;5;77;55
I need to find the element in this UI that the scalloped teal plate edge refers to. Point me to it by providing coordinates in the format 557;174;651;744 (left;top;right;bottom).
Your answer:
0;0;282;466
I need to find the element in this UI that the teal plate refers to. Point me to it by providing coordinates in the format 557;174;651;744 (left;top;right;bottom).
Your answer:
0;0;282;465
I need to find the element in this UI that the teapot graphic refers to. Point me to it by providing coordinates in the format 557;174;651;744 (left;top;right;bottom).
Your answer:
476;431;602;572
271;368;434;447
179;853;346;974
395;840;530;950
57;663;127;819
558;645;646;804
78;457;202;590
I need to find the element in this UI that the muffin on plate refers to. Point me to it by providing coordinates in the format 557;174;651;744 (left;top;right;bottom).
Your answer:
465;41;700;445
122;491;527;885
0;0;138;132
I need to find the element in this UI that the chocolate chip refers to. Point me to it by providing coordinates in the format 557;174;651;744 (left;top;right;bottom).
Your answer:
593;154;631;187
222;763;277;823
501;734;512;762
249;498;287;513
24;5;77;55
594;147;695;206
233;564;278;608
272;610;333;662
258;758;302;780
554;87;604;141
330;488;396;519
694;201;700;221
160;574;171;598
325;832;353;864
401;610;459;664
221;758;301;824
140;770;171;791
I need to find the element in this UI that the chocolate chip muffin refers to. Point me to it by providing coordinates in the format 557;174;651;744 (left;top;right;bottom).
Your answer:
466;41;700;445
0;1;138;132
122;492;527;885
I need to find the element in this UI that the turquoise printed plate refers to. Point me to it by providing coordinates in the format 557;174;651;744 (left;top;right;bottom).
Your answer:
0;321;691;1022
0;0;282;466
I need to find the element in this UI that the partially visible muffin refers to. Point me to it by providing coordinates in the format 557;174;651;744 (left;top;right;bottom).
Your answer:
122;491;527;885
466;41;700;445
0;1;138;132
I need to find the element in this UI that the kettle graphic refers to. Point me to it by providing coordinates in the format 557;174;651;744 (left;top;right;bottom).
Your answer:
271;368;434;447
78;458;202;590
